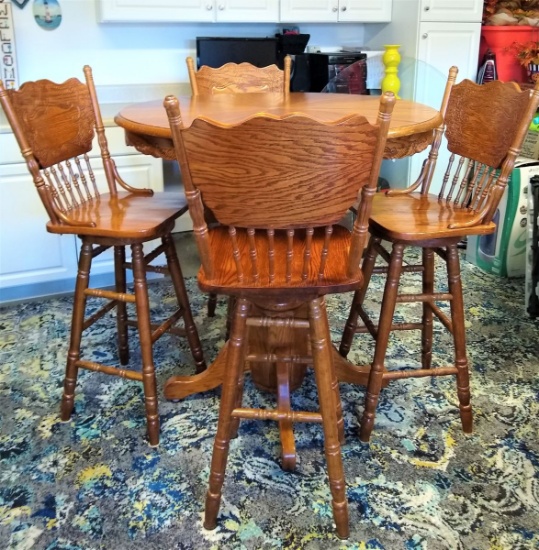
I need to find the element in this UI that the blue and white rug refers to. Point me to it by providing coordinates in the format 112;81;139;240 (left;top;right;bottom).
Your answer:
0;252;538;549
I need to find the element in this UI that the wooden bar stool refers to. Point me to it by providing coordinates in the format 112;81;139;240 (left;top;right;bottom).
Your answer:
0;66;206;446
340;68;539;442
165;91;395;538
186;55;291;319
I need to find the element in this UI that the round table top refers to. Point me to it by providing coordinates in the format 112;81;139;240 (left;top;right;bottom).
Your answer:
114;92;443;141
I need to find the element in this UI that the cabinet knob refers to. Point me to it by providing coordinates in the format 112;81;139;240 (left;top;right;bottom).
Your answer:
424;5;430;10
332;5;338;12
218;4;224;9
206;3;213;9
341;5;347;11
422;33;428;39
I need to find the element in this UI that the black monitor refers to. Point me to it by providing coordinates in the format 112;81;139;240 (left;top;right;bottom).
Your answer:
196;37;279;69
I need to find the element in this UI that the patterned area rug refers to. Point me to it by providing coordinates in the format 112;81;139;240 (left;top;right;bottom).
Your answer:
0;252;538;550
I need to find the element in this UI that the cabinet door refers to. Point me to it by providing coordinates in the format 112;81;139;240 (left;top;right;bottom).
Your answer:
280;0;338;23
340;0;392;22
215;0;278;22
0;163;79;295
97;0;214;23
411;21;481;194
419;0;482;22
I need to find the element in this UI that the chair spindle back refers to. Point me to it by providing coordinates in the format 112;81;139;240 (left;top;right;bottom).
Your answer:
0;66;133;229
165;94;396;289
409;75;539;230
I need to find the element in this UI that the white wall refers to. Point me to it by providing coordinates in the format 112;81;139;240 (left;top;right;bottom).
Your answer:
11;0;370;86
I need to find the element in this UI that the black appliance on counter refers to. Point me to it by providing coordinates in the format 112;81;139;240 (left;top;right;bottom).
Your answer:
196;37;279;69
291;52;368;94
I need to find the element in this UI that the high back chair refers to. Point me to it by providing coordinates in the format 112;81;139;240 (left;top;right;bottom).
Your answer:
0;66;206;447
186;54;291;319
186;55;291;96
164;91;395;539
339;68;539;443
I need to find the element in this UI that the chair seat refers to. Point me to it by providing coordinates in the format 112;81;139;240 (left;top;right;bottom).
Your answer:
46;191;187;240
197;224;363;296
369;193;496;242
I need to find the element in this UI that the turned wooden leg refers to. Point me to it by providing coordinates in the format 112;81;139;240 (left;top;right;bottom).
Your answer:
225;296;236;341
339;236;379;358
446;244;473;434
61;240;93;422
276;360;297;471
204;298;249;531
114;246;129;365
163;233;206;373
228;364;245;440
131;243;160;447
207;293;218;317
360;243;405;443
421;248;435;370
309;297;349;539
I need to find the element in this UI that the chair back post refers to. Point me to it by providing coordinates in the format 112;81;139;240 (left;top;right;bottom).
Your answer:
83;65;117;197
164;95;215;279
186;57;200;96
420;65;459;195
283;55;291;96
348;91;396;276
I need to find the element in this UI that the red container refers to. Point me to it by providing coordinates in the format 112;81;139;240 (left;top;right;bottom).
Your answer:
480;26;539;83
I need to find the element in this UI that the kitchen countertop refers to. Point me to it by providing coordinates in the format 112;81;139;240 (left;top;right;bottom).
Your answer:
0;82;191;134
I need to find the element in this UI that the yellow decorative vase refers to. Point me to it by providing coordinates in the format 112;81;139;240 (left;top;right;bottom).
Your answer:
382;44;401;98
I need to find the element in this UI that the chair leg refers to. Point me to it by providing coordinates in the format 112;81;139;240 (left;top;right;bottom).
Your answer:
225;296;236;341
276;360;297;471
446;244;473;434
163;233;206;373
339;236;380;358
207;293;218;317
421;248;435;370
309;297;349;539
131;243;160;447
61;241;93;421
114;246;129;365
360;242;405;443
204;298;250;531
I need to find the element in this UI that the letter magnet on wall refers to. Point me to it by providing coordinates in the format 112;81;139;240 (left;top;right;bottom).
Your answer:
0;0;19;89
33;0;61;30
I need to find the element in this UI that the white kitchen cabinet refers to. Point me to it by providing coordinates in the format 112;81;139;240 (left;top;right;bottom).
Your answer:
0;126;164;304
419;0;482;22
97;0;279;23
280;0;392;22
0;162;80;297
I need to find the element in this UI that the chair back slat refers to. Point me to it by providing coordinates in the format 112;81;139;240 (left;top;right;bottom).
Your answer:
187;56;291;96
180;116;381;228
445;80;531;169
302;228;314;281
165;94;395;290
247;228;259;283
268;229;276;283
229;226;244;282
